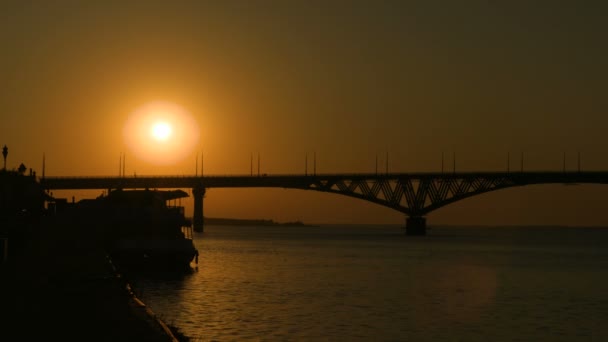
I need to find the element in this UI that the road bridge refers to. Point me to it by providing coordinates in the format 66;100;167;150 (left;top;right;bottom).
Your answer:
40;171;608;235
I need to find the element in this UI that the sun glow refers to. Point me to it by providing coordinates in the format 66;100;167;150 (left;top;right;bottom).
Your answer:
123;101;199;165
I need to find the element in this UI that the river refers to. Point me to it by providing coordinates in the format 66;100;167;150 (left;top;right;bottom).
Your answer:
127;224;608;341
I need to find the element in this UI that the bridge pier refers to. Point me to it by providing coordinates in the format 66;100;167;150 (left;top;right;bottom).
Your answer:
405;216;426;236
192;186;206;233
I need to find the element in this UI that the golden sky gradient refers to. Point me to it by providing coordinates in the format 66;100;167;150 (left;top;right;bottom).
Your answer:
1;2;607;225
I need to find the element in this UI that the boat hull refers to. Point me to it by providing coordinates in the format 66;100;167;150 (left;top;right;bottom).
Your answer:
110;238;198;271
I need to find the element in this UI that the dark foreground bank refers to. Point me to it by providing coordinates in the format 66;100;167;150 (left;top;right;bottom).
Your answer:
0;215;188;341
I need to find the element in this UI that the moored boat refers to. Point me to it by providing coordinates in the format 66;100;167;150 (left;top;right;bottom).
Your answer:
78;188;199;271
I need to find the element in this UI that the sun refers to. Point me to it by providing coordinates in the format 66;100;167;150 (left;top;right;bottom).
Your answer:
151;122;172;141
123;101;199;165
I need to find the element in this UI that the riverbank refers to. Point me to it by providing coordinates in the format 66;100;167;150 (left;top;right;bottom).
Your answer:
0;216;185;341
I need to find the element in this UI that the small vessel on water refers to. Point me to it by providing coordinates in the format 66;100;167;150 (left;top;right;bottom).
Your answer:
77;188;199;271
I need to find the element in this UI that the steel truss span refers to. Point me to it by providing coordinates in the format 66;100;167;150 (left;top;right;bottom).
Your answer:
301;171;608;216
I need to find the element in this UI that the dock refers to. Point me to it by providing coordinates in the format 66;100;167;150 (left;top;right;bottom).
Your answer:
0;215;183;341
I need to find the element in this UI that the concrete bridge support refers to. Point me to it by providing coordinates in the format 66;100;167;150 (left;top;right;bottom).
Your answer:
406;216;426;236
192;186;206;232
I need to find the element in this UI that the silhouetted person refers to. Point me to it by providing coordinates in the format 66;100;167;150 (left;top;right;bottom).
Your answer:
2;145;7;170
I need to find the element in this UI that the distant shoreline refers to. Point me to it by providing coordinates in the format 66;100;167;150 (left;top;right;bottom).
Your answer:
202;217;318;227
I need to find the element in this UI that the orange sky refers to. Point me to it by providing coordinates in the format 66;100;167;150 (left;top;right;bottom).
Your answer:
2;2;608;225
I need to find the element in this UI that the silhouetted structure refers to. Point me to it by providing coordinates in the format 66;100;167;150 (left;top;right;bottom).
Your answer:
0;163;50;263
62;188;198;271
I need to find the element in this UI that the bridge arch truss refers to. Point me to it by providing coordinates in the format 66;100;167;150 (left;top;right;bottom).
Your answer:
290;171;608;234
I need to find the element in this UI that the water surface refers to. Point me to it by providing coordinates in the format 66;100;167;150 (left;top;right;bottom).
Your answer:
129;224;608;341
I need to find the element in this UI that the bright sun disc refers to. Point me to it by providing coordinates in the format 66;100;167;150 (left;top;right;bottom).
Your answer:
123;101;199;165
151;122;172;141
